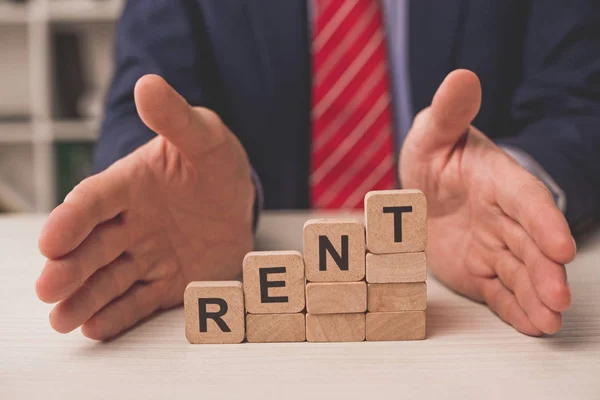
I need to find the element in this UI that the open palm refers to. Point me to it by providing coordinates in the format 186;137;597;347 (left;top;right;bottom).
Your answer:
36;75;255;340
400;70;576;335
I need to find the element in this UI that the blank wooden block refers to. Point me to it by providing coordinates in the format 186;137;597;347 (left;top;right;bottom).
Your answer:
367;283;427;311
366;311;426;341
184;281;245;344
305;282;367;314
303;218;365;282
364;190;427;254
246;313;306;343
243;251;305;314
366;252;427;283
306;313;365;342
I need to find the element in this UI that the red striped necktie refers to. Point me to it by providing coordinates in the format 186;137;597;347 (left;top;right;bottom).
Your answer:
310;0;396;210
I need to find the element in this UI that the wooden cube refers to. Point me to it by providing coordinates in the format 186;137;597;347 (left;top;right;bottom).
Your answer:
243;251;305;314
367;282;427;312
366;311;426;341
364;190;427;254
303;218;365;282
306;313;365;342
184;281;245;344
246;313;306;343
366;252;427;283
305;282;367;314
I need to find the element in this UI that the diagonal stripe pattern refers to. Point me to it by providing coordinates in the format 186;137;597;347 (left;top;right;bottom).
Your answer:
310;0;396;209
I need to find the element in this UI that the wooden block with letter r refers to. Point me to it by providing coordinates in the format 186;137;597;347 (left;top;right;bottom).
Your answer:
305;281;367;314
246;313;306;343
303;218;365;282
366;252;427;283
367;282;427;312
365;190;427;254
366;311;426;341
184;281;245;344
306;313;365;342
243;251;305;314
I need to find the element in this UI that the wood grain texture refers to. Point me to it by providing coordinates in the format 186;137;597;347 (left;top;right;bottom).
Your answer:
303;218;365;282
2;215;600;400
364;190;427;254
305;282;367;314
246;313;306;343
184;281;245;344
366;311;427;341
242;250;305;314
366;252;427;283
306;313;365;342
367;283;427;312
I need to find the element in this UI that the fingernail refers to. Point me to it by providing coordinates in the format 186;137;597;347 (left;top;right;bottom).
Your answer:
572;237;577;253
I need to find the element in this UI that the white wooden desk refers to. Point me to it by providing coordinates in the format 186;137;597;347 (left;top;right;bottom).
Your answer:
1;213;599;399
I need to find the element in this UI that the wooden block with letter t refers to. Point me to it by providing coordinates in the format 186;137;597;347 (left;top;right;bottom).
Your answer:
364;190;427;254
303;218;365;282
306;313;365;342
243;251;305;314
366;311;426;341
184;281;245;344
305;282;367;314
246;313;306;343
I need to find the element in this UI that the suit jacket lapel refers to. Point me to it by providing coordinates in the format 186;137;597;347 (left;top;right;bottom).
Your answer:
245;0;311;120
409;0;468;113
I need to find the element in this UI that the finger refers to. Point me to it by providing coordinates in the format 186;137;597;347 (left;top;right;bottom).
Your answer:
81;281;166;340
495;156;575;264
134;74;227;161
494;252;562;334
501;215;571;312
479;277;542;337
406;69;481;156
48;254;142;334
36;217;132;303
38;164;130;260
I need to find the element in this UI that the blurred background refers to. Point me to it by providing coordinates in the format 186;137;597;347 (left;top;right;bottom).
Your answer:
0;0;123;214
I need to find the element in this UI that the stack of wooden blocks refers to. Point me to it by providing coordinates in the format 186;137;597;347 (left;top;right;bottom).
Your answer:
184;189;427;344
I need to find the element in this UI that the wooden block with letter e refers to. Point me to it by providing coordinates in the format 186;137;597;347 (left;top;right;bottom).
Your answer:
303;218;365;282
184;281;245;344
364;189;427;254
366;252;427;283
366;311;426;341
246;313;306;343
367;283;427;312
243;251;305;314
306;313;365;342
305;282;367;314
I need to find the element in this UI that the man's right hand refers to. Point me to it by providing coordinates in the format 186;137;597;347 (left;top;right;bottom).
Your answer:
36;75;255;340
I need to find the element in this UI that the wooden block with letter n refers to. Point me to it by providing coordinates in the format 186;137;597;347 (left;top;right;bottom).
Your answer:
366;252;427;283
367;282;427;312
243;251;305;314
246;313;306;343
306;313;365;342
184;281;245;344
303;218;365;282
365;190;427;254
366;311;426;341
305;282;367;314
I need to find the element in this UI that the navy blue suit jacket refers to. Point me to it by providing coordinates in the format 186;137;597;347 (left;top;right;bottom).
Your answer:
96;0;600;234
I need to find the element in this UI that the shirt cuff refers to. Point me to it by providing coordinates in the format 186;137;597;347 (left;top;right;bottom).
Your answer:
501;145;567;214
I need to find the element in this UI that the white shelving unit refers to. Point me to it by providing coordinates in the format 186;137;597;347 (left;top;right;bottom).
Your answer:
0;0;123;212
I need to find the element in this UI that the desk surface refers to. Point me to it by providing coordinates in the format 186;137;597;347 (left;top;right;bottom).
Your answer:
1;212;599;400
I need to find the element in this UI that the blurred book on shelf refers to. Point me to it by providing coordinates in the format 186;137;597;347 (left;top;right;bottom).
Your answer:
55;141;94;206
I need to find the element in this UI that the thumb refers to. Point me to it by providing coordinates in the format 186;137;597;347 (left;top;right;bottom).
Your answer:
134;74;226;160
407;69;482;155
